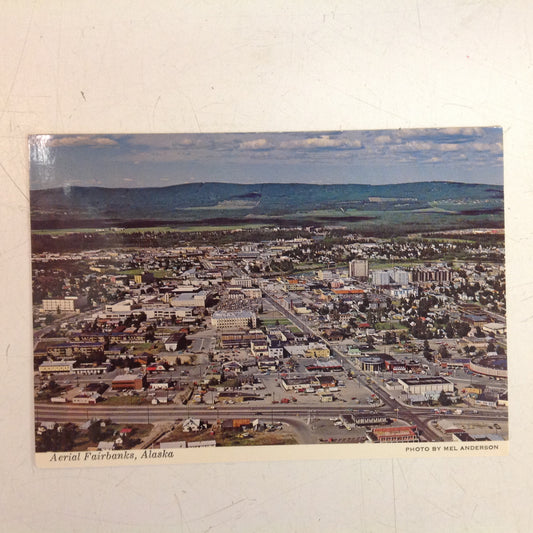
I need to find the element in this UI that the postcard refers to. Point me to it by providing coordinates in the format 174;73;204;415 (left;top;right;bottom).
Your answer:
29;128;507;467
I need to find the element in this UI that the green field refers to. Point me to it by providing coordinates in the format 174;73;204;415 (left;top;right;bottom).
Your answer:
260;318;292;326
119;269;170;279
375;321;408;331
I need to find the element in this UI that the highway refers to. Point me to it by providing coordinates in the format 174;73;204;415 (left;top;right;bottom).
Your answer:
35;402;507;430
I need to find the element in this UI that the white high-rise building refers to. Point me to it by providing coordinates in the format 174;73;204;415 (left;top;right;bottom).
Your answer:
390;269;409;286
372;271;392;286
349;259;369;278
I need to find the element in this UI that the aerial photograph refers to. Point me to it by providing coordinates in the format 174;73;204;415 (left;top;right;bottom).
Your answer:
30;128;507;456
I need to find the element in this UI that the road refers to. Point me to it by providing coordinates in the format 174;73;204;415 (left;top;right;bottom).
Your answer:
262;292;506;442
35;402;507;425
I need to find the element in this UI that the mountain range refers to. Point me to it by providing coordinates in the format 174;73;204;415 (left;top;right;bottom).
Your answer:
30;181;504;231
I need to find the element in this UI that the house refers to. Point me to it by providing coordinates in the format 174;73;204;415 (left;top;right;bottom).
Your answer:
72;392;100;404
182;418;202;432
222;361;243;374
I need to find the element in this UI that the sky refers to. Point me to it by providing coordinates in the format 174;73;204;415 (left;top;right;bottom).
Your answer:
29;127;503;190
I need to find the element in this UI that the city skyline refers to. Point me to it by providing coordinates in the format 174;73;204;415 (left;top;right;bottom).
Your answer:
29;127;503;190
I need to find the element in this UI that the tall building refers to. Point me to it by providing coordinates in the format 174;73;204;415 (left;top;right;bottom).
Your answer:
390;269;410;286
372;270;391;286
349;259;369;279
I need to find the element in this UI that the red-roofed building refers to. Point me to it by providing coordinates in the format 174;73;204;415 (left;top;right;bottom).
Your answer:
371;425;419;443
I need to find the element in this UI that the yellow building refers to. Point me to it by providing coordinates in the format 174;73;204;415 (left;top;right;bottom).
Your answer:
305;343;330;358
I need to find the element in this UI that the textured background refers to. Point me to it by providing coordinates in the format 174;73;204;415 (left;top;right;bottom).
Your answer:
1;2;532;531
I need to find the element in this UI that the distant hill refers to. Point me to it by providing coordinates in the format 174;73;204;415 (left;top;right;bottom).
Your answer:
30;181;503;230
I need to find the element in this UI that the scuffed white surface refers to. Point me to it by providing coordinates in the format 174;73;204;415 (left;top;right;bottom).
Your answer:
1;1;533;531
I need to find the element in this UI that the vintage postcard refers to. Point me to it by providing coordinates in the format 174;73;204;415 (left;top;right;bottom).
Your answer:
30;128;507;467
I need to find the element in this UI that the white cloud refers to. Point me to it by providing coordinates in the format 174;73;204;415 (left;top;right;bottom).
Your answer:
471;142;503;153
439;127;484;137
391;141;433;152
239;138;272;150
374;134;392;145
438;143;460;152
280;136;363;150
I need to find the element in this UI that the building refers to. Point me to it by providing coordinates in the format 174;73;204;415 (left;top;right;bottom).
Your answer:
250;340;269;358
42;296;88;313
170;291;207;308
397;376;454;395
313;375;337;388
411;267;452;283
305;359;344;372
280;376;314;391
164;332;187;351
38;360;74;375
305;342;330;358
390;269;410;286
370;426;419;443
211;310;257;329
349;259;369;279
359;357;384;372
232;277;253;288
220;330;266;348
372;271;392;286
72;392;100;404
242;288;262;299
111;373;146;390
47;342;105;358
257;358;279;371
73;365;107;375
268;340;284;359
482;322;506;336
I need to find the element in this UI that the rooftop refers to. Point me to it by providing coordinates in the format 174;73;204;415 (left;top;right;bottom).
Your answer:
399;376;452;386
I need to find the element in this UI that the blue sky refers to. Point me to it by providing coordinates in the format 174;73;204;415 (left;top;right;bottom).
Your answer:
29;127;503;190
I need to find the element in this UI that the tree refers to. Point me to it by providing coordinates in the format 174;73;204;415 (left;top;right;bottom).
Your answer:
423;339;432;360
445;323;455;339
438;390;451;406
455;322;471;338
438;345;450;359
474;326;485;338
88;421;102;443
418;298;430;318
